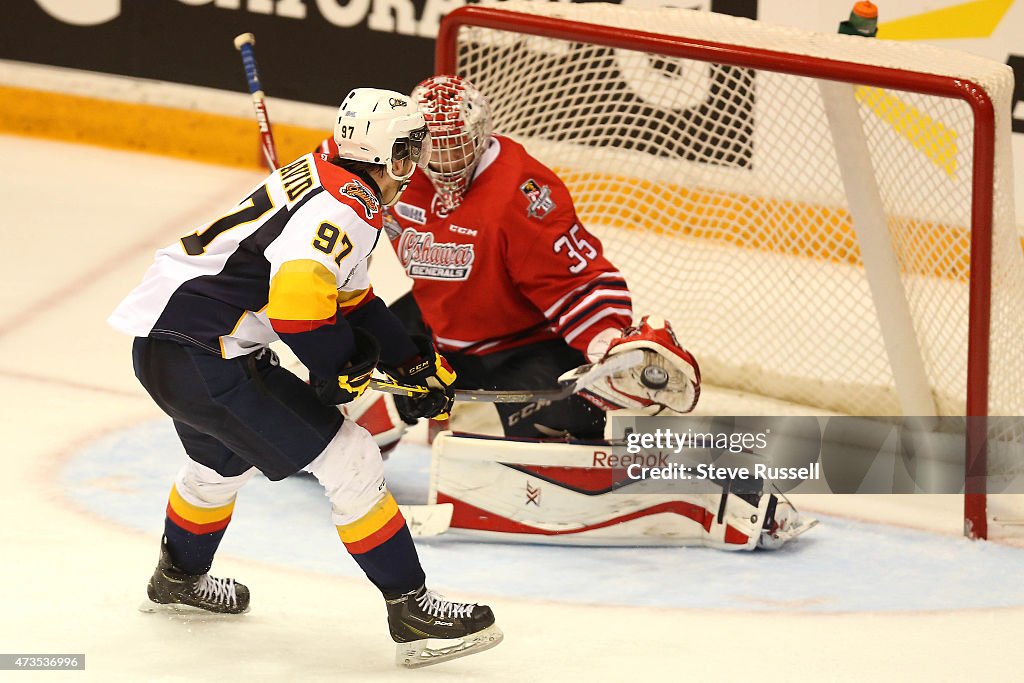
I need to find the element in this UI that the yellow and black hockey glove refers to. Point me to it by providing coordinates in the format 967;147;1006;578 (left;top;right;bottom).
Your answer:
381;335;457;421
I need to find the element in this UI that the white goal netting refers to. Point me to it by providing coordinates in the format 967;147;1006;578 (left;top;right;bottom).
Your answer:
448;2;1024;426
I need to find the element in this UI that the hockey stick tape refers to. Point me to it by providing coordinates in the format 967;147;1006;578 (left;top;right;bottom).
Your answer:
233;33;256;50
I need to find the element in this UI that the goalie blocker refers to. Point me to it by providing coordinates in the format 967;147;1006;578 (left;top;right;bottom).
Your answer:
427;431;816;550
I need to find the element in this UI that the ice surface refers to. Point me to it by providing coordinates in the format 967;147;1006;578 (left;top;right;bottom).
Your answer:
2;134;1022;682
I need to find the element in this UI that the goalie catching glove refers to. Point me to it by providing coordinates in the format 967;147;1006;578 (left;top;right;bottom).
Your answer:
578;315;701;414
381;335;457;421
310;328;380;405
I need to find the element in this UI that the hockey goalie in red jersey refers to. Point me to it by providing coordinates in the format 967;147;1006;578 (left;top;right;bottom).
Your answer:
316;77;811;551
319;75;701;444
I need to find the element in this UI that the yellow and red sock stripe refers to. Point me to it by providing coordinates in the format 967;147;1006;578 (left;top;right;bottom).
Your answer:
165;484;235;535
336;491;406;554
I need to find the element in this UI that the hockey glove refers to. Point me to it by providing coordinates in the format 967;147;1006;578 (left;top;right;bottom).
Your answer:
381;335;457;421
310;328;380;406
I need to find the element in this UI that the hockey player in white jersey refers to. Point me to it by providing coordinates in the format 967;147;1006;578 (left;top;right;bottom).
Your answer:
109;88;501;668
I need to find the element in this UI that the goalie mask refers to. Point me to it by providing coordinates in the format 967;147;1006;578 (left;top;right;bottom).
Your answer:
334;88;431;197
412;75;493;211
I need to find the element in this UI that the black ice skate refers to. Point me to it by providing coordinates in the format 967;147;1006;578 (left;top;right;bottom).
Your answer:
386;585;503;668
139;540;250;615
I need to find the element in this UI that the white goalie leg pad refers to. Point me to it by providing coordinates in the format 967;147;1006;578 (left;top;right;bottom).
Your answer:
340;391;409;457
447;401;504;437
429;432;795;549
579;316;700;414
713;492;771;551
705;490;819;550
303;419;389;526
668;491;816;550
173;459;256;507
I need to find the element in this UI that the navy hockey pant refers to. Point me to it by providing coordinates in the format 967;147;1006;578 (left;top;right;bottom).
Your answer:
132;336;343;480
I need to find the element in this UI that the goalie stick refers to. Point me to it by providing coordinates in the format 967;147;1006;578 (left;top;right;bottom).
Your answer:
398;502;453;537
234;32;279;172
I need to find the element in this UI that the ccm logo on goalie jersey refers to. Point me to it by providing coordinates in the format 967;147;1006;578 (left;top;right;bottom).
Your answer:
396;228;475;280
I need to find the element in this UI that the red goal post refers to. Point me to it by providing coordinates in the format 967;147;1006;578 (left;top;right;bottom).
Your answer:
435;2;1023;539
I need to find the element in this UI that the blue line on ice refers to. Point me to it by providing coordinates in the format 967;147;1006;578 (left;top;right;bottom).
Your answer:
63;419;1024;613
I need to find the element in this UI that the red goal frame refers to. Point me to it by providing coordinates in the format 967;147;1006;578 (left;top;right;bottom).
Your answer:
436;5;997;538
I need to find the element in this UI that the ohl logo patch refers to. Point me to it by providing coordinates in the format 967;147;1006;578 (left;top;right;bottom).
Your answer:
395;202;426;224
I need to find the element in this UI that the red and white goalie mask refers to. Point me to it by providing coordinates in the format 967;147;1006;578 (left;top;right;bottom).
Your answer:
412;75;493;211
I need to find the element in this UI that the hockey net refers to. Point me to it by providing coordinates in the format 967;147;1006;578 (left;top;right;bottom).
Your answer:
437;2;1024;538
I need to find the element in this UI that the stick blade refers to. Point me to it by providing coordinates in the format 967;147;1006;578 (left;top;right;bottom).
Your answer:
399;503;453;537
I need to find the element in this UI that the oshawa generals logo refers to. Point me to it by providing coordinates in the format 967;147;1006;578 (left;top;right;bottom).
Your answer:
341;181;380;220
397;228;475;281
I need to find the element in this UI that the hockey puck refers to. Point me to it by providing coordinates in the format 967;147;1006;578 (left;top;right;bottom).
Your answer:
640;365;669;389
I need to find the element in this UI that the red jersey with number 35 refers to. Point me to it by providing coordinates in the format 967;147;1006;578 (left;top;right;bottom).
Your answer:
386;135;632;357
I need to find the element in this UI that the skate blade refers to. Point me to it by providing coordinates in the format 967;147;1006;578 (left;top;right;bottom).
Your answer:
138;599;250;617
783;516;819;541
396;624;503;669
759;516;820;550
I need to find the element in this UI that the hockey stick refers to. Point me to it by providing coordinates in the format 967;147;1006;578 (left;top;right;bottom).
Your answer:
398;503;453;537
369;349;644;403
234;32;279;172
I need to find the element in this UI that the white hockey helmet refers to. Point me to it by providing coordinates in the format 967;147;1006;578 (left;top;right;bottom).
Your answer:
411;75;493;210
334;88;431;184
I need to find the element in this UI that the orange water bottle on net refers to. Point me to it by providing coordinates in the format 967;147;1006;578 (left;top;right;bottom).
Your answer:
838;1;878;37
